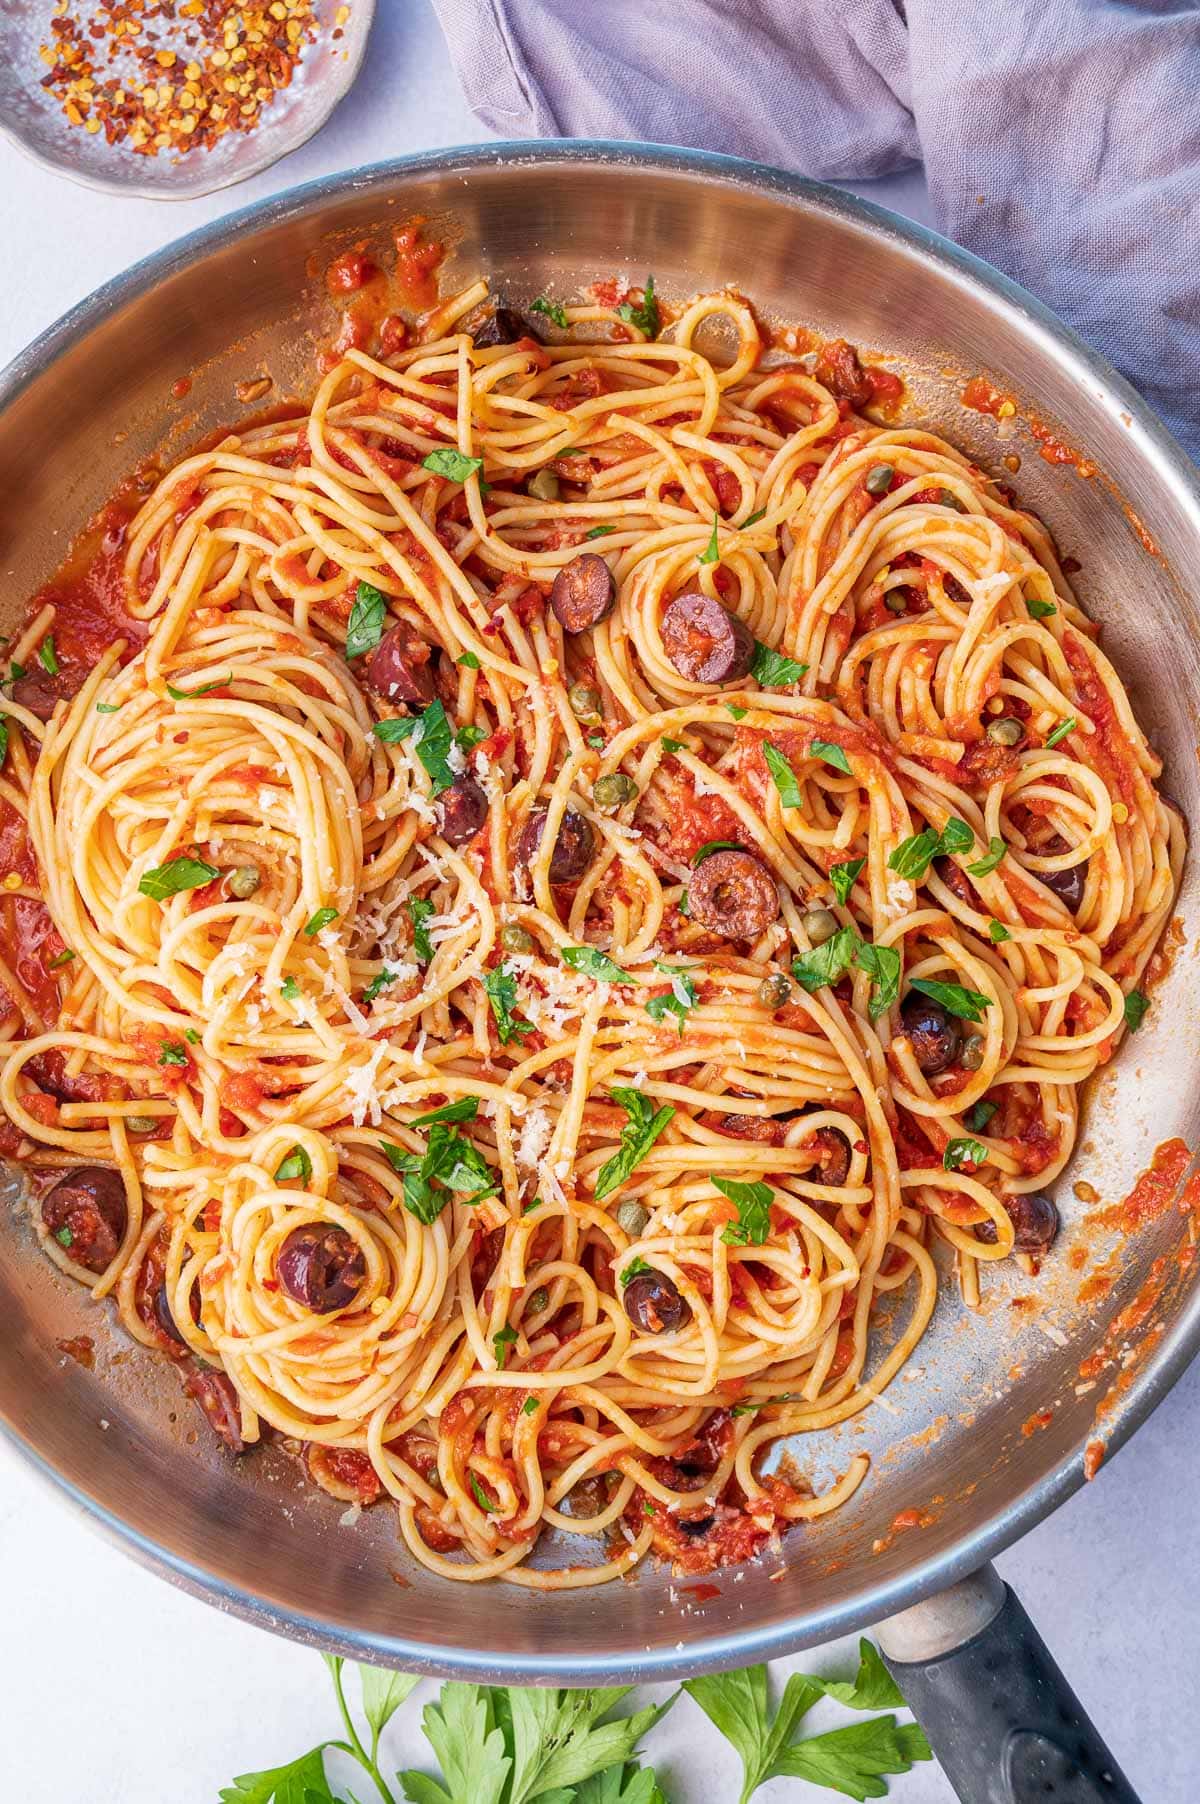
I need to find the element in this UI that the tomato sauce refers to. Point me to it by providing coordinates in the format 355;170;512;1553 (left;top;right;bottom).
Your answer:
962;376;1016;419
1098;1137;1190;1233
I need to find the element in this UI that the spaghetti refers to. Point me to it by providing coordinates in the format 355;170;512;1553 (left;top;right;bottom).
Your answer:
0;270;1182;1586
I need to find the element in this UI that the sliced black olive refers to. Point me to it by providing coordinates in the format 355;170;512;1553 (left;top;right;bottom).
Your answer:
899;990;962;1076
472;307;539;348
806;1126;852;1187
515;806;595;883
550;553;616;634
623;1269;690;1334
687;848;780;939
437;773;489;847
276;1224;366;1314
1040;860;1087;913
977;1191;1059;1252
660;590;755;684
41;1166;127;1274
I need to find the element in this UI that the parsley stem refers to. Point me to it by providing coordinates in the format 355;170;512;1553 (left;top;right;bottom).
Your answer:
329;1659;397;1804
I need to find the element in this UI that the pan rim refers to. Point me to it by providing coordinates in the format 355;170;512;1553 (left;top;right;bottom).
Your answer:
2;137;1199;1681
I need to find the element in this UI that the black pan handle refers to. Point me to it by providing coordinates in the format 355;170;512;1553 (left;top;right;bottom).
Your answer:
876;1565;1141;1803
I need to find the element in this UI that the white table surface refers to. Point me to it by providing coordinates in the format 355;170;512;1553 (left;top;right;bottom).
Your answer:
1;5;1196;1800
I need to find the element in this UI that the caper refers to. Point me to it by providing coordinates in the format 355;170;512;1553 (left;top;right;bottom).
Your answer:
526;1286;549;1314
802;906;840;947
757;972;792;1009
884;592;908;614
961;1034;985;1071
226;864;261;898
568;682;601;719
865;462;895;496
528;467;560;502
126;1115;159;1134
939;488;967;512
593;772;638;810
986;717;1024;747
615;1199;650;1237
501;922;534;954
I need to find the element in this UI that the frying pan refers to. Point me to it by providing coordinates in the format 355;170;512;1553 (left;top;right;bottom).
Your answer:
1;144;1197;1801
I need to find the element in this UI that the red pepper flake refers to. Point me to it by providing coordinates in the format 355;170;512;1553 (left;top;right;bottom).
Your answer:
37;0;331;162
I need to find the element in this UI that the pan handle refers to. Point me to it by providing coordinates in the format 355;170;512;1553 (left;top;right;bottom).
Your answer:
876;1564;1141;1802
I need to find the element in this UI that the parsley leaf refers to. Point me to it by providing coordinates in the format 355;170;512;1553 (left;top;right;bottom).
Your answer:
456;723;487;753
157;1042;188;1066
483;961;533;1045
830;858;865;905
887;828;940;879
966;836;1006;877
742;507;768;527
586;525;617;539
166;672;233;699
303;907;338;938
357;1664;419;1742
574;1762;668;1804
493;1324;518;1369
763;741;801;809
48;947;75;969
398;1682;510;1804
944;1136;988;1171
218;1746;337;1804
530;295;569;327
457;650;481;669
811;738;851;775
95;701;121;714
685;1641;927;1804
751;642;807;687
620;1256;652;1286
988;919;1010;942
713;1176;773;1247
693;839;742;865
780;1718;931;1799
1026;597;1057;620
37;633;59;676
594;1087;675;1200
381;1122;498;1223
854;940;901;1020
908;976;991;1021
1045;716;1075;748
363;966;401;1004
345;582;386;660
661;737;686;754
138;855;219;900
645;961;697;1035
616;275;660;337
888;817;974;881
410;1097;479;1128
792;924;858;993
562;945;638;984
275;1145;312;1184
725;704;748;720
1124;988;1149;1031
501;1686;672;1802
280;976;300;1002
374;699;457;795
408;895;435;963
699;512;720;566
423;448;485;483
965;1099;998;1131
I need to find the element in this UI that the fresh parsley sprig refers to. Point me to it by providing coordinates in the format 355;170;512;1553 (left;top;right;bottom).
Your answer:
221;1640;928;1804
594;1087;675;1201
684;1641;930;1803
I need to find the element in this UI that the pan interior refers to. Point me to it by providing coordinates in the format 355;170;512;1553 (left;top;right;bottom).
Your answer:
1;149;1198;1678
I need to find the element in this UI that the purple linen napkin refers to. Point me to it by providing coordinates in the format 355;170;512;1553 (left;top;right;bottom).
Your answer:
430;0;1200;458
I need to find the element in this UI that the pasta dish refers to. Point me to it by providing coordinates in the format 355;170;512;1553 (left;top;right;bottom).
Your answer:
0;250;1180;1587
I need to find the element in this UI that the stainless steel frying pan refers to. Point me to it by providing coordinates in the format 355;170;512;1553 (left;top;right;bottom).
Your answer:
1;145;1197;1801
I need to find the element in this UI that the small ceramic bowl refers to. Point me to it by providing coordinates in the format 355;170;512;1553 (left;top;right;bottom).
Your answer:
0;0;375;201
